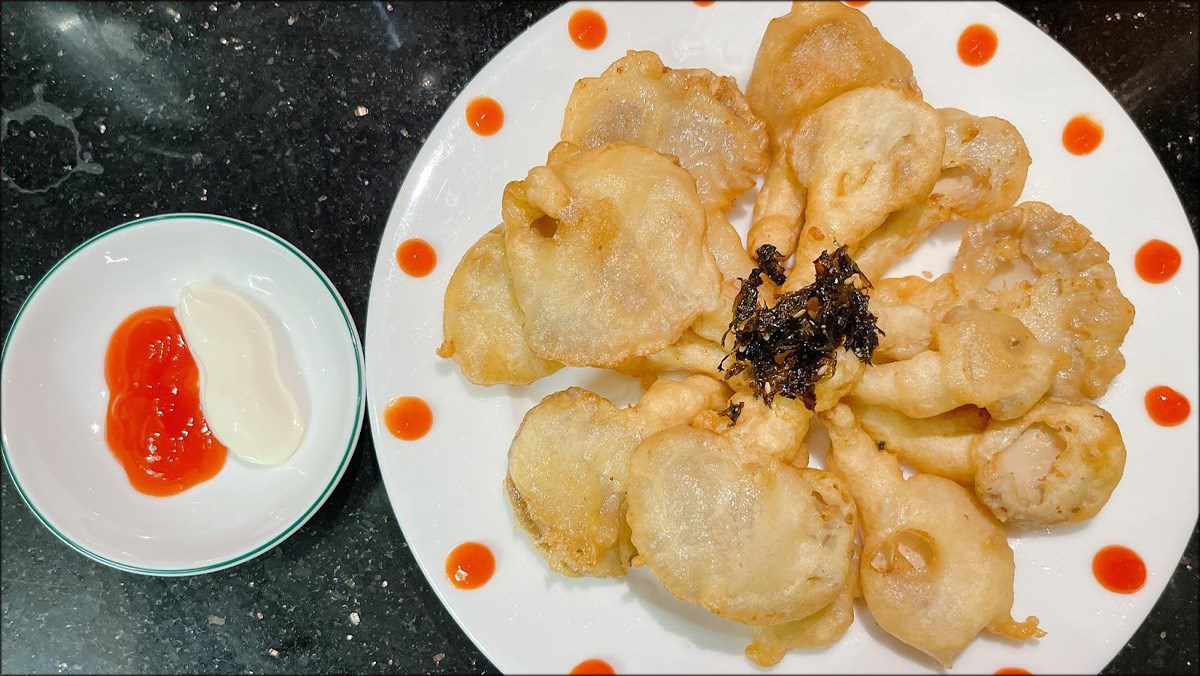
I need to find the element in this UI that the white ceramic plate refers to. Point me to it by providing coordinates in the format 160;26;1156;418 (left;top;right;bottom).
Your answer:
2;213;364;576
365;2;1198;672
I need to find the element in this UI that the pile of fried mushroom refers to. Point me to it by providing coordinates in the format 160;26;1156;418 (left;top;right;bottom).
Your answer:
436;2;1134;668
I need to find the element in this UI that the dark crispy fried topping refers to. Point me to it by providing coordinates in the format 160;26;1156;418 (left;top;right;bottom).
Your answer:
722;245;881;409
722;401;744;424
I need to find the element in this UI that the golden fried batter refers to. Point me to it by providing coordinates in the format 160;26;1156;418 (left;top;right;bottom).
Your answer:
503;142;721;367
972;399;1126;527
436;227;561;385
563;50;768;211
823;404;1042;668
505;376;727;577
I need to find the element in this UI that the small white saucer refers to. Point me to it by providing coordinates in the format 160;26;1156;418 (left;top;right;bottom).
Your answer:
1;213;364;575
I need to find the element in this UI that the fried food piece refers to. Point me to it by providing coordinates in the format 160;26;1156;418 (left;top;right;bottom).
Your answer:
503;142;721;367
932;108;1032;220
823;404;1042;668
952;202;1135;400
852;403;989;485
745;547;859;666
972;400;1126;527
853;109;1031;280
780;87;944;291
746;1;922;262
626;425;856;627
436;227;562;385
852;305;1063;420
693;210;758;346
615;330;726;382
695;388;815;465
869;275;956;362
748;153;807;257
747;1;920;142
505;376;727;577
562;50;769;211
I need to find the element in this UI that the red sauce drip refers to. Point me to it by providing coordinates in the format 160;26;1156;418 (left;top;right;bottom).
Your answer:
384;396;433;440
104;306;226;496
445;542;495;589
568;9;606;50
571;659;616;675
1062;115;1103;155
1093;545;1147;594
1135;239;1182;283
995;669;1032;675
693;1;716;6
465;97;504;136
396;238;437;277
1145;386;1191;426
958;24;998;66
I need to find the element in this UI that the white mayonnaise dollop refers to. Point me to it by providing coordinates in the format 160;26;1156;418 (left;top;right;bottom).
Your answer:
176;283;306;465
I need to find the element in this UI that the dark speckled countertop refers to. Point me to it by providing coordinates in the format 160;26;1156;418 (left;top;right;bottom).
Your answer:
2;2;1197;674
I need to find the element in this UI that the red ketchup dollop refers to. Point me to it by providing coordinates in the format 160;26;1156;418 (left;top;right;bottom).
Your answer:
1092;545;1147;594
1134;239;1181;283
105;306;226;496
571;658;616;675
445;541;495;589
569;9;607;50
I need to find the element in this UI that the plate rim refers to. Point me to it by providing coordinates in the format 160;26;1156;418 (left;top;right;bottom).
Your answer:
0;212;366;576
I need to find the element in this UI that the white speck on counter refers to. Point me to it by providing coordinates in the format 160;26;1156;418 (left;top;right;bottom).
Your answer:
268;648;279;658
346;634;353;641
287;15;297;25
349;612;360;626
434;653;445;664
354;105;369;117
208;615;225;626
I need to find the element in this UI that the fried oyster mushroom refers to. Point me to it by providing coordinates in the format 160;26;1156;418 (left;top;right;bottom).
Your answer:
852;402;989;485
971;399;1126;527
746;0;922;258
505;376;727;577
780;86;944;291
867;203;1134;399
823;404;1043;668
626;423;856;650
852;108;1031;280
852;305;1064;420
747;1;920;142
436;226;561;385
503;141;721;367
851;399;1127;528
952;201;1135;400
562;50;769;211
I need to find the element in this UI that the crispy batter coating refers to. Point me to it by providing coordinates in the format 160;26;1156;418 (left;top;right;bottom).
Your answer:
505;376;728;577
823;404;1042;668
781;87;943;290
852;403;988;485
436;227;561;385
952;202;1135;400
693;210;759;347
852;305;1064;420
626;425;856;626
503;142;721;367
853;108;1031;280
747;1;920;142
563;50;769;211
869;275;957;362
745;547;859;666
972;399;1126;527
